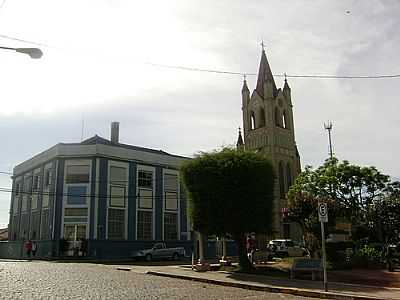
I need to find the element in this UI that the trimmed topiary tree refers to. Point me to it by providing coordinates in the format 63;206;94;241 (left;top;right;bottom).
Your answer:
180;148;275;270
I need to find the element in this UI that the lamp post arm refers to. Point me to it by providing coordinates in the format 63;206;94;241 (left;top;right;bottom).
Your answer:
0;46;43;59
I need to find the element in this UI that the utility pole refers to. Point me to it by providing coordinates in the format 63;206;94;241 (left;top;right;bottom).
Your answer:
324;121;333;159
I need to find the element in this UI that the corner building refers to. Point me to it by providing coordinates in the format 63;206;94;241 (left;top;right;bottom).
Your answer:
239;49;302;241
6;124;192;258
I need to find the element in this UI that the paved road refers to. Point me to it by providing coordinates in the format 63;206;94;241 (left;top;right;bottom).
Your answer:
0;260;310;299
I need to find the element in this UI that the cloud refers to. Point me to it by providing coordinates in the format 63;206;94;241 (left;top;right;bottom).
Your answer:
0;0;399;226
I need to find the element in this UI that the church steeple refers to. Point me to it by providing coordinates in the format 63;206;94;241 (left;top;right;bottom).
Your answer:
255;48;277;99
236;127;244;149
241;75;250;107
283;73;291;102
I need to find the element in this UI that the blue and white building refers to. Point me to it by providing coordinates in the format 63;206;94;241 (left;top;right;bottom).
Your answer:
6;122;192;258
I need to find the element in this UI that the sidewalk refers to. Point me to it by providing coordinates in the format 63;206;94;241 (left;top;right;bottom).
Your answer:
138;264;400;300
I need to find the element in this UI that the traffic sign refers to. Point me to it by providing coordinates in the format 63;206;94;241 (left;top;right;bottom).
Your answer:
318;203;328;223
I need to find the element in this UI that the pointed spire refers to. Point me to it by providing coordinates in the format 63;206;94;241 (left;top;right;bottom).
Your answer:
236;127;244;149
255;45;277;99
241;74;249;93
283;72;290;90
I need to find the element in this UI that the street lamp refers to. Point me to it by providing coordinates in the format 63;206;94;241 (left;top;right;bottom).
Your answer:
0;46;43;59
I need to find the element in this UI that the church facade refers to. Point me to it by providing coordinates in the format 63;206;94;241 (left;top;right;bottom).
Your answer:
238;49;302;241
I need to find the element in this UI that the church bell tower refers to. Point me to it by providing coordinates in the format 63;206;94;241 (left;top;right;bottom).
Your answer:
239;47;301;240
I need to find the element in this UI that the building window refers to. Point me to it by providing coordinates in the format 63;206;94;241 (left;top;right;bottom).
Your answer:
107;208;125;240
250;112;256;130
164;173;179;240
110;185;126;208
164;212;178;240
138;189;153;209
165;192;178;211
67;186;87;205
12;194;19;215
24;177;32;194
259;108;266;127
42;194;49;208
164;174;178;192
15;183;21;197
44;169;53;187
275;107;281;127
110;166;126;185
138;170;153;189
108;164;127;240
65;208;88;216
64;224;86;241
137;210;152;240
66;165;90;184
21;196;28;212
31;195;38;210
283;110;289;129
40;209;50;240
33;175;40;192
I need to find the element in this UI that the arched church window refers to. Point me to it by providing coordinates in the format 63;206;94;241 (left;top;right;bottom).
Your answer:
275;107;280;127
250;112;256;130
259;108;266;127
286;163;292;192
283;110;289;129
279;161;285;198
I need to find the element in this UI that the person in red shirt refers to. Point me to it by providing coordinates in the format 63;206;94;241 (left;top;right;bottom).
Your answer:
25;240;33;258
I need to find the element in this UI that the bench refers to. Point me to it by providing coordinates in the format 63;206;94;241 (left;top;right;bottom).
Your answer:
290;258;323;280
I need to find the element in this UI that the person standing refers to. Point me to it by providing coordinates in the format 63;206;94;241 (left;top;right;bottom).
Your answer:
32;241;37;257
25;240;32;258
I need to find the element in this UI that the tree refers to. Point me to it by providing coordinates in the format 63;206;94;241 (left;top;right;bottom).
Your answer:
180;148;275;270
287;158;391;246
369;181;400;243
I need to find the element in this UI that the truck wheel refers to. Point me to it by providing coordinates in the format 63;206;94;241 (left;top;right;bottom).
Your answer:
145;254;152;262
172;253;179;261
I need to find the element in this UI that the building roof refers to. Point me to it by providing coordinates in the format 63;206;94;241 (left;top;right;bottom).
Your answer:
255;49;278;98
13;135;191;175
79;135;179;157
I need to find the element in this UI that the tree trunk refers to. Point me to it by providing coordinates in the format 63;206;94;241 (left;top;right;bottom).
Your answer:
234;233;253;272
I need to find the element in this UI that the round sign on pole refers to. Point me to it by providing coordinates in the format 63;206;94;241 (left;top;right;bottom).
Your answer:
318;203;328;223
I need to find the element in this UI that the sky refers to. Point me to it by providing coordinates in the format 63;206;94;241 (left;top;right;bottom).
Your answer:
0;0;399;228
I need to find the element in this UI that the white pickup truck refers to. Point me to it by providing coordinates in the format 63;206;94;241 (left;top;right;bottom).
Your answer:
132;242;186;261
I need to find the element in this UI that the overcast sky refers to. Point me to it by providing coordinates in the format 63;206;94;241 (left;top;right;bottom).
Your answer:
0;0;399;228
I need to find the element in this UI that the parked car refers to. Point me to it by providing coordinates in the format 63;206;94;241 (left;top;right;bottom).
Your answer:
132;242;186;261
252;248;274;263
268;239;309;257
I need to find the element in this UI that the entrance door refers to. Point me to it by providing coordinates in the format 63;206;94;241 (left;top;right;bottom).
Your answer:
63;224;87;256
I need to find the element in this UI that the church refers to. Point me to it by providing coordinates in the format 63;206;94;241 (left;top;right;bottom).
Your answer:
237;48;302;241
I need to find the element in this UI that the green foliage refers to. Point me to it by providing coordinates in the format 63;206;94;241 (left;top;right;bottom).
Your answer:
369;181;400;243
287;158;392;246
180;148;275;270
181;148;275;236
326;241;354;269
352;245;384;268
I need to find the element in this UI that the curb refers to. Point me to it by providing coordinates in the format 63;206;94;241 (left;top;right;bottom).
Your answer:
146;271;385;300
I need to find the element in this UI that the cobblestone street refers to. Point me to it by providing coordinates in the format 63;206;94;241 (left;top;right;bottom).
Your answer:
0;260;309;299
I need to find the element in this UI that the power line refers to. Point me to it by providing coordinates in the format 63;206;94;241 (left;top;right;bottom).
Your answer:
0;187;180;200
0;34;50;48
0;171;12;175
147;62;400;79
1;32;399;80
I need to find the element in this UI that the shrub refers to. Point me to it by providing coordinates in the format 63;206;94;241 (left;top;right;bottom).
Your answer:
352;245;384;268
326;241;354;269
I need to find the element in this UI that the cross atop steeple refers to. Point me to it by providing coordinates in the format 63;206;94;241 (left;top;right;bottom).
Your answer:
284;72;287;82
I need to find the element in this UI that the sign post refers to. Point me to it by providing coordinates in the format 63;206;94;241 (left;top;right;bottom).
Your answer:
318;202;328;292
